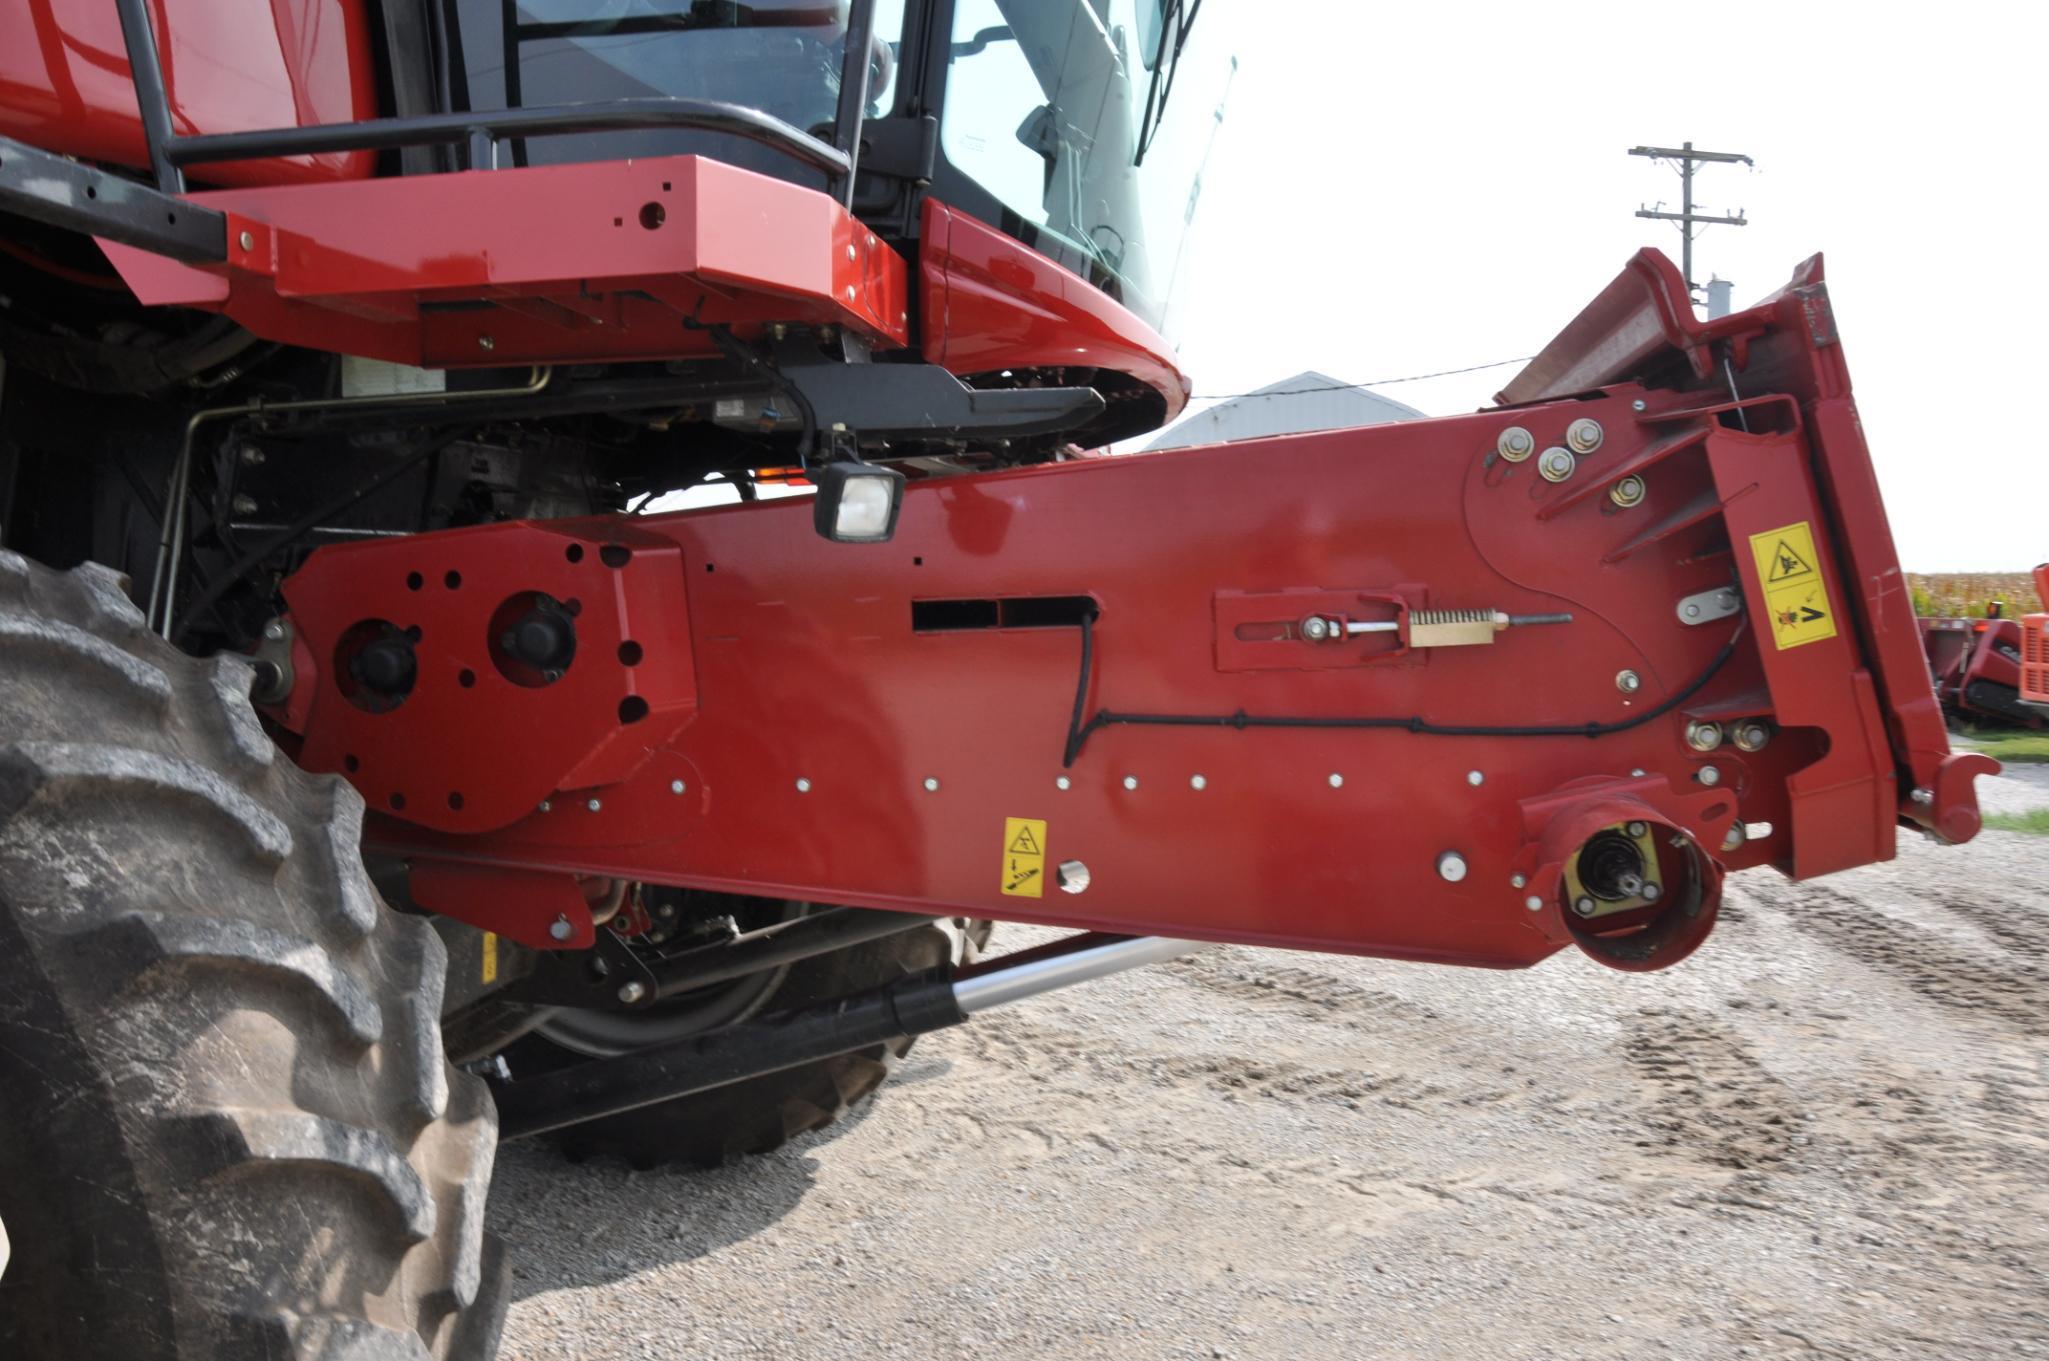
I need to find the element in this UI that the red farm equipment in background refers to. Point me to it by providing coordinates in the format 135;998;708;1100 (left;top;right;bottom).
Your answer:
1920;567;2049;728
0;1;2001;1358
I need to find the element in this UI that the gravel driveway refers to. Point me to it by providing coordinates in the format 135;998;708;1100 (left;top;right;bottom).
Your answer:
494;765;2049;1360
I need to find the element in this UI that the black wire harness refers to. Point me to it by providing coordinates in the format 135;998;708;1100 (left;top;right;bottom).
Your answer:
1060;610;1748;767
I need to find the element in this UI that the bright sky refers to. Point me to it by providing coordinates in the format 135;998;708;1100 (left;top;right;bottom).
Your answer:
1155;1;2045;573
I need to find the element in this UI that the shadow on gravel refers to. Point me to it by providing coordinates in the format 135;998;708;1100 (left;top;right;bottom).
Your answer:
488;1086;889;1300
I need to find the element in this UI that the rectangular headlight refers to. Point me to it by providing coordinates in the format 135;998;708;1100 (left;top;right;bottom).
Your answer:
812;461;905;543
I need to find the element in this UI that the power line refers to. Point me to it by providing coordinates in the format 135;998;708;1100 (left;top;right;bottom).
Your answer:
1629;141;1752;302
1189;355;1533;401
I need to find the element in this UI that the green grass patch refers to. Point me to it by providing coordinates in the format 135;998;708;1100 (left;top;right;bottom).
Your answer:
1960;730;2049;764
1984;809;2049;836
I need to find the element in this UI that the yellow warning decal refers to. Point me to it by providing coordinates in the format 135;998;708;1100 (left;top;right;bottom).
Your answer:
1748;520;1839;651
1000;817;1048;898
481;930;499;985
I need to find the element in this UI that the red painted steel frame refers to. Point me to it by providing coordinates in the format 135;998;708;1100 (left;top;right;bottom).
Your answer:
97;155;914;368
272;252;1992;965
0;0;377;186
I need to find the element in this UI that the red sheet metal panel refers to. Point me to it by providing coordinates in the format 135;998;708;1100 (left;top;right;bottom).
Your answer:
0;0;376;186
96;154;913;366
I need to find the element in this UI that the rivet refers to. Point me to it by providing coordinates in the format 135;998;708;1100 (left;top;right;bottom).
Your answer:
846;285;857;302
1630;768;1647;778
670;779;686;794
1573;896;1597;917
1626;821;1649;838
923;777;940;792
478;335;495;350
1631;398;1648;412
549;914;573;941
1436;851;1468;883
1524;895;1544;912
538;800;552;813
1122;775;1139;791
796;777;812;792
1466;770;1484;786
586;798;601;812
847;243;857;261
1190;774;1208;790
1056;776;1071;790
1511;873;1527;889
1328;773;1344;789
238;229;254;250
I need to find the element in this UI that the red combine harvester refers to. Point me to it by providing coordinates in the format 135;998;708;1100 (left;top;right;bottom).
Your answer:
0;2;1996;1356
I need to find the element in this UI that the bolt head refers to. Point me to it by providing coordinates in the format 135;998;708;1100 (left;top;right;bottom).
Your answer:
1733;721;1771;752
1616;670;1642;694
1496;426;1535;462
240;445;266;466
1328;773;1344;789
847;243;857;261
1466;770;1484;786
1626;821;1649;838
1436;851;1468;883
1722;824;1746;852
1566;418;1604;454
1525;895;1545;912
1910;787;1934;807
586;798;601;812
1302;616;1330;641
1696;765;1721;786
1511;873;1528;889
262;620;286;640
795;778;812;793
1610;475;1646;508
1641;882;1662;902
1122;775;1139;791
238;229;254;251
1573;896;1597;917
538;800;552;813
478;335;495;350
1685;721;1725;752
1632;398;1649;412
617;980;648;1005
923;777;940;792
1056;776;1071;791
670;778;687;794
230;494;259;516
1538;447;1576;482
549;915;574;941
1190;774;1208;790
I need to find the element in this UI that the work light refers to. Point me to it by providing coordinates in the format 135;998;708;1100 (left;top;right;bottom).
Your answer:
812;461;905;543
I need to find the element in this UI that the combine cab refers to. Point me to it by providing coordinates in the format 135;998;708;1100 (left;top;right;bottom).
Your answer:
0;2;1995;1358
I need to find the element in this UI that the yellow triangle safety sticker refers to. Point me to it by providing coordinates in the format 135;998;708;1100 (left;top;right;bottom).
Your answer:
1747;520;1839;651
1000;817;1047;898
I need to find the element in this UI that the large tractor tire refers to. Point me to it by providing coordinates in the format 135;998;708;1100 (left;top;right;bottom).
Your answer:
0;554;503;1360
513;918;992;1169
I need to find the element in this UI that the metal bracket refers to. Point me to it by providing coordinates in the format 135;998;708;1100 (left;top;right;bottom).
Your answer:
1676;585;1742;626
858;115;939;184
0;135;225;263
778;353;1106;442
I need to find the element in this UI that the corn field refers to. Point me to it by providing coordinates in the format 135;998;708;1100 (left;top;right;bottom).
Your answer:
1905;572;2044;619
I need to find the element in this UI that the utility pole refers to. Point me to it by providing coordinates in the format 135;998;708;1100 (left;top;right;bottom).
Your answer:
1629;142;1752;303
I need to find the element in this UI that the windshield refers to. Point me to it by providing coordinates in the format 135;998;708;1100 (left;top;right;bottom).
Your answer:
939;0;1236;340
456;0;905;176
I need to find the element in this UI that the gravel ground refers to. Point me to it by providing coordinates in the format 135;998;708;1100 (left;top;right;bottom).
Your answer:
493;763;2049;1360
